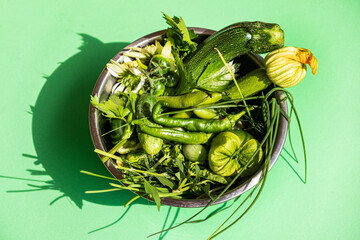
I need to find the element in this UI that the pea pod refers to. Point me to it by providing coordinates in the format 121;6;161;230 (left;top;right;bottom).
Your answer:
152;101;252;133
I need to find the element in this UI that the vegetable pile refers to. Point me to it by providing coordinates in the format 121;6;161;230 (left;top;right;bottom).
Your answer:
87;13;317;239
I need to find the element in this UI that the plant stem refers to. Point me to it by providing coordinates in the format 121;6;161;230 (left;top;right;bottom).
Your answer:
214;48;255;126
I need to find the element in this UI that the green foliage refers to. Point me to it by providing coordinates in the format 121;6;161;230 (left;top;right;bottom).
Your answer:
162;12;198;58
90;93;132;120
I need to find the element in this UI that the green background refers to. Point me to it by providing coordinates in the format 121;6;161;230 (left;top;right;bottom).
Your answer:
1;0;359;239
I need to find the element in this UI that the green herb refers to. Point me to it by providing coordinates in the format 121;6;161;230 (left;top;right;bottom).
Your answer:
162;12;198;57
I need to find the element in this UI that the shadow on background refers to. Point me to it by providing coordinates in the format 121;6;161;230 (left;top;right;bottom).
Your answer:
19;34;152;209
4;33;243;238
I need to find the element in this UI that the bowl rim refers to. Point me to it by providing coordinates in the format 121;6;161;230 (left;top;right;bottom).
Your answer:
89;27;288;208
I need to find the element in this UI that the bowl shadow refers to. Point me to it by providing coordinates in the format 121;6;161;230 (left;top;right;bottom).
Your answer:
27;33;153;208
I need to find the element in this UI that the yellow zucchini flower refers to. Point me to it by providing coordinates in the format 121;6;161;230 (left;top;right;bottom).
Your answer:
264;46;318;87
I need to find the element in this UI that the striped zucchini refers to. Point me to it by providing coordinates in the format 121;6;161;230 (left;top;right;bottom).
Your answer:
178;21;284;94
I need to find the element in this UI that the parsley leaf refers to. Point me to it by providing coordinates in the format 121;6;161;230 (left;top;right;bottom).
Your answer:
162;12;198;58
90;94;129;119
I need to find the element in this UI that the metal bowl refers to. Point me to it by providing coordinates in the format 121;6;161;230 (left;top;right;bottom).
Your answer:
89;28;288;208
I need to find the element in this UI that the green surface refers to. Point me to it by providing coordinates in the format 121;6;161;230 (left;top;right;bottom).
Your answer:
1;0;359;239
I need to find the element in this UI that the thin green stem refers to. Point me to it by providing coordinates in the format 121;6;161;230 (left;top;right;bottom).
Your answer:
80;170;120;182
214;47;255;126
85;188;122;194
208;102;280;239
147;97;278;238
116;166;164;177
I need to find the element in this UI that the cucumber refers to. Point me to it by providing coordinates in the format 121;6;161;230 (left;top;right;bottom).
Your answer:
178;21;284;94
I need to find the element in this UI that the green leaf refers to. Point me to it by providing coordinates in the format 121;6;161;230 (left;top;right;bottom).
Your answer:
162;12;198;55
155;176;175;189
199;169;228;184
195;164;200;180
91;93;129;119
174;172;182;182
175;158;184;174
143;179;161;211
201;183;213;200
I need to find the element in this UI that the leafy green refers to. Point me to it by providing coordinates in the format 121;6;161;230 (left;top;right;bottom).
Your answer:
143;178;161;211
162;12;198;57
155;176;175;189
199;169;228;184
91;94;129;119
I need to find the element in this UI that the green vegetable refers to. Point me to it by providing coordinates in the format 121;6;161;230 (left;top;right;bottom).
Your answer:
132;119;212;145
165;71;179;87
172;111;192;119
162;12;198;58
208;131;263;177
183;144;207;164
136;94;163;155
177;21;284;94
196;60;240;92
225;68;272;99
109;118;125;145
193;108;218;119
152;81;165;96
152;101;252;133
156;90;222;109
149;55;171;75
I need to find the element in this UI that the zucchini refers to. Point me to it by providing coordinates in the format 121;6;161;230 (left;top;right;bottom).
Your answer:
226;68;272;99
178;21;284;94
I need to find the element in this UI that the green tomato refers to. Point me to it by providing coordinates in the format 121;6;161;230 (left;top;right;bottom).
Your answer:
152;81;165;96
208;131;263;177
183;144;207;164
165;72;179;87
149;55;171;75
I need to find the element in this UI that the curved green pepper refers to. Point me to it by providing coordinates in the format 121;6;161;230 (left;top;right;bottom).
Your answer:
135;94;163;155
156;90;222;109
193;108;218;119
132;119;212;145
152;101;252;133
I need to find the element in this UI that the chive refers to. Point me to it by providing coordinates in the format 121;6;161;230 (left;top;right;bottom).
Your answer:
80;170;120;182
85;188;122;194
214;47;255;126
147;99;279;238
208;101;280;239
